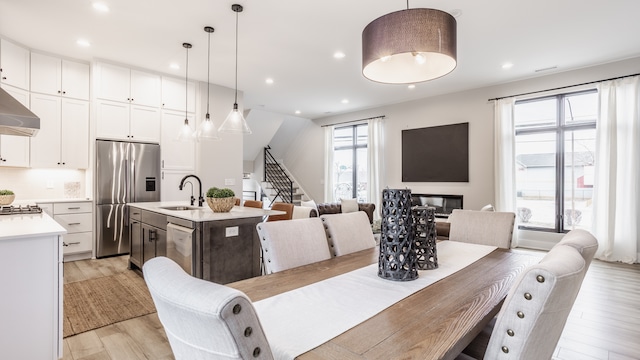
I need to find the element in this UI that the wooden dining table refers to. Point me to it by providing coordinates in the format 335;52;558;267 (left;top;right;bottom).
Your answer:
227;245;539;360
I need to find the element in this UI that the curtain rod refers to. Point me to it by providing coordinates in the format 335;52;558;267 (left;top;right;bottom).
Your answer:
488;72;640;102
320;115;385;127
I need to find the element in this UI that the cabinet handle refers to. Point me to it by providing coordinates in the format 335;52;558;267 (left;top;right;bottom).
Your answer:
68;222;81;225
149;229;156;242
68;207;81;210
63;242;81;246
58;90;61;94
1;77;5;80
62;91;66;95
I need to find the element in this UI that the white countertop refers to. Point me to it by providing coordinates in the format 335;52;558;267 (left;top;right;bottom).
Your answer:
128;201;284;222
0;212;67;241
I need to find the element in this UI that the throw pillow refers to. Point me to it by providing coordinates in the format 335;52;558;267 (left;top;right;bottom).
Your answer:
301;199;317;209
480;204;495;211
341;198;359;213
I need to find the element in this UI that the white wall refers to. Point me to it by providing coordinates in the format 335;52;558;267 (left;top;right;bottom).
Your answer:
281;56;640;249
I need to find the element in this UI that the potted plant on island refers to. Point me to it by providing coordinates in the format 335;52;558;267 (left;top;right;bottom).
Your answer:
0;190;15;206
205;187;236;213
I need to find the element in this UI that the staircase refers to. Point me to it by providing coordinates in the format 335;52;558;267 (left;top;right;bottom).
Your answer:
262;146;306;206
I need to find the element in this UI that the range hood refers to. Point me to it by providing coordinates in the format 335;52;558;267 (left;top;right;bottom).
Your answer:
0;87;40;136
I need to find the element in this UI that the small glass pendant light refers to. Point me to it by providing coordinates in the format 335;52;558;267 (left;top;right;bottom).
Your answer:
195;26;220;141
219;4;252;134
176;42;195;141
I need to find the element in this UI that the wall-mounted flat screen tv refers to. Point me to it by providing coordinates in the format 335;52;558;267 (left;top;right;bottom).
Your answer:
402;122;469;182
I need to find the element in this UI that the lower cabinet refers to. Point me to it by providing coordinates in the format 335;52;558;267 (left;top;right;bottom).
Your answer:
39;200;93;261
129;208;166;271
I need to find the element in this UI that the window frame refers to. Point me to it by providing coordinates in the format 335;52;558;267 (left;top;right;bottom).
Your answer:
333;123;368;200
514;89;597;233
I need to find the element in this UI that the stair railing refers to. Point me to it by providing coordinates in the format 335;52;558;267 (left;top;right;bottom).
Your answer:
264;146;294;206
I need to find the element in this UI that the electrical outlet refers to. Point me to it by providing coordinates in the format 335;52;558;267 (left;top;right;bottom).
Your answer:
46;180;54;189
225;226;239;237
225;178;235;186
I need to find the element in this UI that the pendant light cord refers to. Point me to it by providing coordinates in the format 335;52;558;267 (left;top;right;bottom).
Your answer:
206;31;211;114
185;45;189;120
234;9;239;105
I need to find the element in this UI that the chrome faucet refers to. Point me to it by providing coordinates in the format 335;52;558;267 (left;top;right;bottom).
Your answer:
179;175;204;206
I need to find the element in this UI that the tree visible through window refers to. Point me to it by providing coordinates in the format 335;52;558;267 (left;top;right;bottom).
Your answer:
514;90;597;232
332;123;368;202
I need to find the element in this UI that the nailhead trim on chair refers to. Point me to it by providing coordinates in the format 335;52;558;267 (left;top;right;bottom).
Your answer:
517;311;524;319
245;327;253;337
253;347;261;357
233;304;242;314
536;275;545;283
507;329;514;336
502;346;509;353
524;292;532;300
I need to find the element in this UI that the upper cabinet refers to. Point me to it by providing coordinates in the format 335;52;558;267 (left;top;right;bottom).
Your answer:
95;99;161;143
30;93;89;169
161;76;196;113
0;38;30;90
30;52;89;100
96;62;160;107
0;84;30;167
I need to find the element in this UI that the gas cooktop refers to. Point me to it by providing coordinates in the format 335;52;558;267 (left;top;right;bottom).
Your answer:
0;205;43;216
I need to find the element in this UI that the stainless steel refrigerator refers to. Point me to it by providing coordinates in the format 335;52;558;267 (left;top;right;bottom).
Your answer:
95;140;160;258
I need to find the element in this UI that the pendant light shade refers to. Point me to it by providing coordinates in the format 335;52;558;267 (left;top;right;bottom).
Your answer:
195;26;220;141
219;3;252;134
362;8;457;84
176;42;194;141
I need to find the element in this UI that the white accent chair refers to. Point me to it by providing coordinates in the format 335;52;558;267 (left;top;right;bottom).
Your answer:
447;209;516;249
256;217;332;274
457;230;598;360
142;257;274;360
320;212;376;256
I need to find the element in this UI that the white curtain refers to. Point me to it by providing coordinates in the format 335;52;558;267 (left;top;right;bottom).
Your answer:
367;117;384;220
323;126;335;203
494;98;519;247
592;76;640;264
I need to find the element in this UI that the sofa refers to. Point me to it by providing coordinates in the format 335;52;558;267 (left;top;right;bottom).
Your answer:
316;202;376;224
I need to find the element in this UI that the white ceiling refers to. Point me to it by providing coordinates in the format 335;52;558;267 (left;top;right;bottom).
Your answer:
1;0;639;120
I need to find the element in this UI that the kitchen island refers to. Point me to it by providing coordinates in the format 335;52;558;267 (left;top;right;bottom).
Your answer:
0;212;66;360
127;201;283;284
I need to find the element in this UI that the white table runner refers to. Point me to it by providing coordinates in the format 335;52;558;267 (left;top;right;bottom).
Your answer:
253;241;497;360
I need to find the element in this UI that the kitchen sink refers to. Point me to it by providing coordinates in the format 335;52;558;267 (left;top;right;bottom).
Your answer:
158;205;201;211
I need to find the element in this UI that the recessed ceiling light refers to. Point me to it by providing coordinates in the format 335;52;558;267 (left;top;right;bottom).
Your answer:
333;51;346;59
170;63;180;70
92;2;109;12
295;110;301;115
408;84;416;89
341;99;349;104
265;78;274;84
76;39;91;47
502;62;514;69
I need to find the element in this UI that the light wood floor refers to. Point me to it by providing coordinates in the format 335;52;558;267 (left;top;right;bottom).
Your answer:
62;251;640;360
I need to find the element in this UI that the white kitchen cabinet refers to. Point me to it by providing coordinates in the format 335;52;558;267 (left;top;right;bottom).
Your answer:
0;222;63;360
30;93;89;169
53;201;93;260
162;170;195;201
96;62;161;107
161;110;195;170
30;52;90;100
0;38;30;90
161;76;196;113
0;84;30;167
95;99;161;142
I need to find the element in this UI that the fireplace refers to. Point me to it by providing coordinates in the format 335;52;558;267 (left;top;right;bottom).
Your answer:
410;193;463;218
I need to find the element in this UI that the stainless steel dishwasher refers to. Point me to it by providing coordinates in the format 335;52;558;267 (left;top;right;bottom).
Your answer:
166;216;197;275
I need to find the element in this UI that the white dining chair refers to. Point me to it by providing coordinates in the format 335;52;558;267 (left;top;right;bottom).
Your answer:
256;217;332;273
447;209;516;249
550;228;599;268
457;230;597;360
320;212;376;256
143;256;274;360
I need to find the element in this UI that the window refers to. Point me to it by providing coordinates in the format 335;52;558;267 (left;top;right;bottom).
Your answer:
332;123;368;202
514;90;597;232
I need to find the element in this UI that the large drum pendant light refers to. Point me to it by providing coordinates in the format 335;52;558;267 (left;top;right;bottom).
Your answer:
219;3;252;134
362;7;457;84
